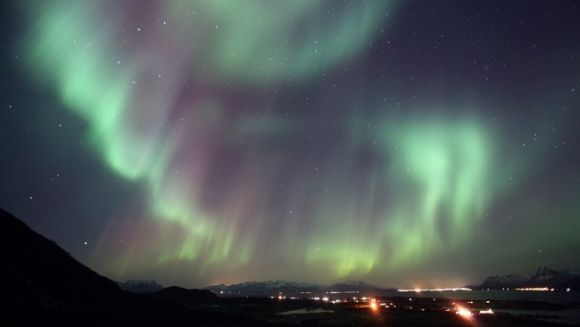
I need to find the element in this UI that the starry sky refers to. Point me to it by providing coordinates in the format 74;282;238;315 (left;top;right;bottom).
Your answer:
1;0;580;288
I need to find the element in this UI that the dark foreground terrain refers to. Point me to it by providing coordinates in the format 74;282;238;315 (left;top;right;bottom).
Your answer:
1;207;578;326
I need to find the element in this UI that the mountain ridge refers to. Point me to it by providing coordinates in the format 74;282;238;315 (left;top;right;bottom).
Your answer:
468;266;580;290
118;279;164;294
0;207;269;326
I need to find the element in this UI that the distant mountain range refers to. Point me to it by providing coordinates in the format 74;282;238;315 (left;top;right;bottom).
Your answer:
468;266;580;290
206;280;394;297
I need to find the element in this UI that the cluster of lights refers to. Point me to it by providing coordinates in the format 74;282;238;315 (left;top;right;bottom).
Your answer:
451;302;495;321
515;287;553;291
310;295;378;304
270;295;300;300
272;293;501;319
398;287;472;293
455;305;473;319
310;295;388;312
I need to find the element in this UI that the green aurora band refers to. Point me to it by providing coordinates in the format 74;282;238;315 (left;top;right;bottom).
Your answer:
17;0;577;286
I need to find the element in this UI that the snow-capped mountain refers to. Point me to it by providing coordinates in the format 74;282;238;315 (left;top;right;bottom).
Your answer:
472;266;579;290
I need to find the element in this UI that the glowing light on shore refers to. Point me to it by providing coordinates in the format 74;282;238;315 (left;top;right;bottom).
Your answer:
455;305;473;319
479;308;494;315
515;287;552;291
369;299;379;312
398;287;472;293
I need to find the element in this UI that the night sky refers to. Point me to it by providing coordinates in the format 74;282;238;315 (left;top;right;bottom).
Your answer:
1;0;580;288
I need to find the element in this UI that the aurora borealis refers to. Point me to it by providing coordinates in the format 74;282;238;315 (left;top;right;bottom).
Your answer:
1;1;580;288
